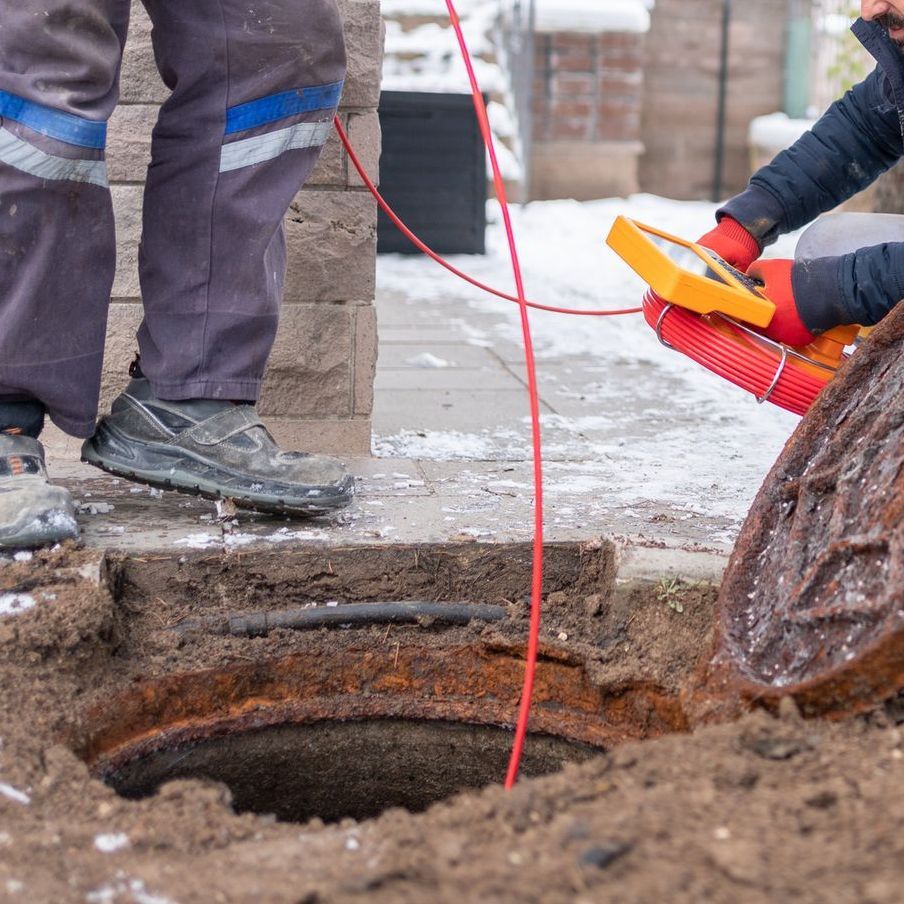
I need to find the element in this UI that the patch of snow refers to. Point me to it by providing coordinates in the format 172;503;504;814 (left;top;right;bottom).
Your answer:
76;502;115;515
94;833;130;853
0;783;30;805
0;594;36;617
375;430;499;461
534;0;651;34
749;112;815;151
174;533;221;550
12;552;31;563
407;352;452;368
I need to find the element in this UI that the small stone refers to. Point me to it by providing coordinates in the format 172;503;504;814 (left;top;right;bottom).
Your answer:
778;696;803;723
584;593;605;617
579;842;632;870
743;734;813;760
804;790;838;809
546;591;568;608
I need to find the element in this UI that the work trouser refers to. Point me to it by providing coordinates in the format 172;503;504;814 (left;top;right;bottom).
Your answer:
0;0;346;437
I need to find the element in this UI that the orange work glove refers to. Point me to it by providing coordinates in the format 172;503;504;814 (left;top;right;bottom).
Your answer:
696;216;761;272
746;258;816;347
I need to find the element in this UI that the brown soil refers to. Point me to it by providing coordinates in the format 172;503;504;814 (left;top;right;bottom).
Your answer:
0;541;901;903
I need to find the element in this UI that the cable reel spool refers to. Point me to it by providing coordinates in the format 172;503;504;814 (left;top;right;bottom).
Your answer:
643;290;857;416
606;217;860;416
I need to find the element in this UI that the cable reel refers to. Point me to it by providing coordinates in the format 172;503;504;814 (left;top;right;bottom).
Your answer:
606;217;860;415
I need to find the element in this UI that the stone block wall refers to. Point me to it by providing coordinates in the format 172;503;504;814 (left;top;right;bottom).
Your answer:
639;0;787;201
105;0;383;454
529;30;645;200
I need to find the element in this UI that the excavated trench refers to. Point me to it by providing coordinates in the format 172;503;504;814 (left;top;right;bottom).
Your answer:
62;540;701;825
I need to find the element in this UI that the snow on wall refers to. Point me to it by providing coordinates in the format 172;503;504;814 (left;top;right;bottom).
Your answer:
749;112;815;150
534;0;652;34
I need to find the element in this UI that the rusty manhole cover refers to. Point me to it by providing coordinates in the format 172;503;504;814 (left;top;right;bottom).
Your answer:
707;305;904;715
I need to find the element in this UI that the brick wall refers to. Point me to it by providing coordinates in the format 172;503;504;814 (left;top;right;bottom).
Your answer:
529;30;645;200
105;0;383;454
639;0;787;200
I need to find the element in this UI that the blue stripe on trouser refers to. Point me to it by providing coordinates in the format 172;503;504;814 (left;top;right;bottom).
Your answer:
224;80;344;134
0;90;107;149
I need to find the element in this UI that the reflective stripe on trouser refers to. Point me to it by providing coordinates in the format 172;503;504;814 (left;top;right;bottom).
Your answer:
0;0;346;437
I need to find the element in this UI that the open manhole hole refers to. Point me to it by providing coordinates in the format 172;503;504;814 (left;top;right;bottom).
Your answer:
101;718;593;823
78;640;687;824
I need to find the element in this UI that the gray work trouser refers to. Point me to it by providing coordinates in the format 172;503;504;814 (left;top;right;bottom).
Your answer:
0;0;346;437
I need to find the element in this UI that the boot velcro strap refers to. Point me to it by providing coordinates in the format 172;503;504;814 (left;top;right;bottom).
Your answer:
0;454;45;478
176;406;267;447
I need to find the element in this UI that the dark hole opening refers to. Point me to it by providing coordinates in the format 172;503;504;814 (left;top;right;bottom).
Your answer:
103;718;599;824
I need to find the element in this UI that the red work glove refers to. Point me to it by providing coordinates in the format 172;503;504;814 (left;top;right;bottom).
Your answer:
697;217;761;271
746;258;816;347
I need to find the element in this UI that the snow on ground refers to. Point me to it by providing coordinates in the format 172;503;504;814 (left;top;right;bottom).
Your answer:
375;194;804;524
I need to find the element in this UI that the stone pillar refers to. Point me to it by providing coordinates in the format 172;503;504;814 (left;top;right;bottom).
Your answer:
529;28;646;201
105;0;383;454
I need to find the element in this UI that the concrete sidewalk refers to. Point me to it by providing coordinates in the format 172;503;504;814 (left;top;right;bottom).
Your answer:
37;279;766;583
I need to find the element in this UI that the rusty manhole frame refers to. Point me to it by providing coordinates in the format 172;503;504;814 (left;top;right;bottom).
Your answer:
77;639;687;779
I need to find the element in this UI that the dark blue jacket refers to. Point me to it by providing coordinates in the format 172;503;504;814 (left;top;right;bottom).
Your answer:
719;18;904;331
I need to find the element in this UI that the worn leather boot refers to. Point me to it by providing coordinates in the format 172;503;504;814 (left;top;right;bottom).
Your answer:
0;434;79;548
81;377;354;516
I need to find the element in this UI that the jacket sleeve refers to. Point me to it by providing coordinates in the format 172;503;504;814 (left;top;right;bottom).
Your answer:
719;66;903;247
720;67;904;330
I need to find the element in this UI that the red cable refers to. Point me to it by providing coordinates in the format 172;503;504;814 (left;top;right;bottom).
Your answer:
333;118;641;320
644;291;834;415
442;0;542;789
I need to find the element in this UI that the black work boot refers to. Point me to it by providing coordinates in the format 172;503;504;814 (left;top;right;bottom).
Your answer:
0;433;79;549
81;377;354;516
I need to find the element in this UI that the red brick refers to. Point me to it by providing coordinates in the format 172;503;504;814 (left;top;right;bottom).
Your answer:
552;32;594;53
599;32;642;51
551;51;595;72
554;74;596;99
549;99;593;120
549;118;592;140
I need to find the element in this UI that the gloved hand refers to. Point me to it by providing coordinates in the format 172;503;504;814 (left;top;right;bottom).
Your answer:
746;258;816;347
697;216;761;272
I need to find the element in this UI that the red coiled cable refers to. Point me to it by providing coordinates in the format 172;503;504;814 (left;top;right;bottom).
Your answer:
643;291;835;416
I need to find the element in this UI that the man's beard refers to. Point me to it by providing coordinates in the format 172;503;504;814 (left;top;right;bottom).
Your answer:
878;12;904;48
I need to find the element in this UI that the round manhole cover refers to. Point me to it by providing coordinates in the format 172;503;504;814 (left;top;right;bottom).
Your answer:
710;306;904;713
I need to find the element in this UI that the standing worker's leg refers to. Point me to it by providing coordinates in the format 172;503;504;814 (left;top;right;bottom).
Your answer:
0;0;128;437
82;0;355;515
0;1;128;547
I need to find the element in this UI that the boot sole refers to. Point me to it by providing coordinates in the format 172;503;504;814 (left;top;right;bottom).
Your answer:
81;431;354;518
